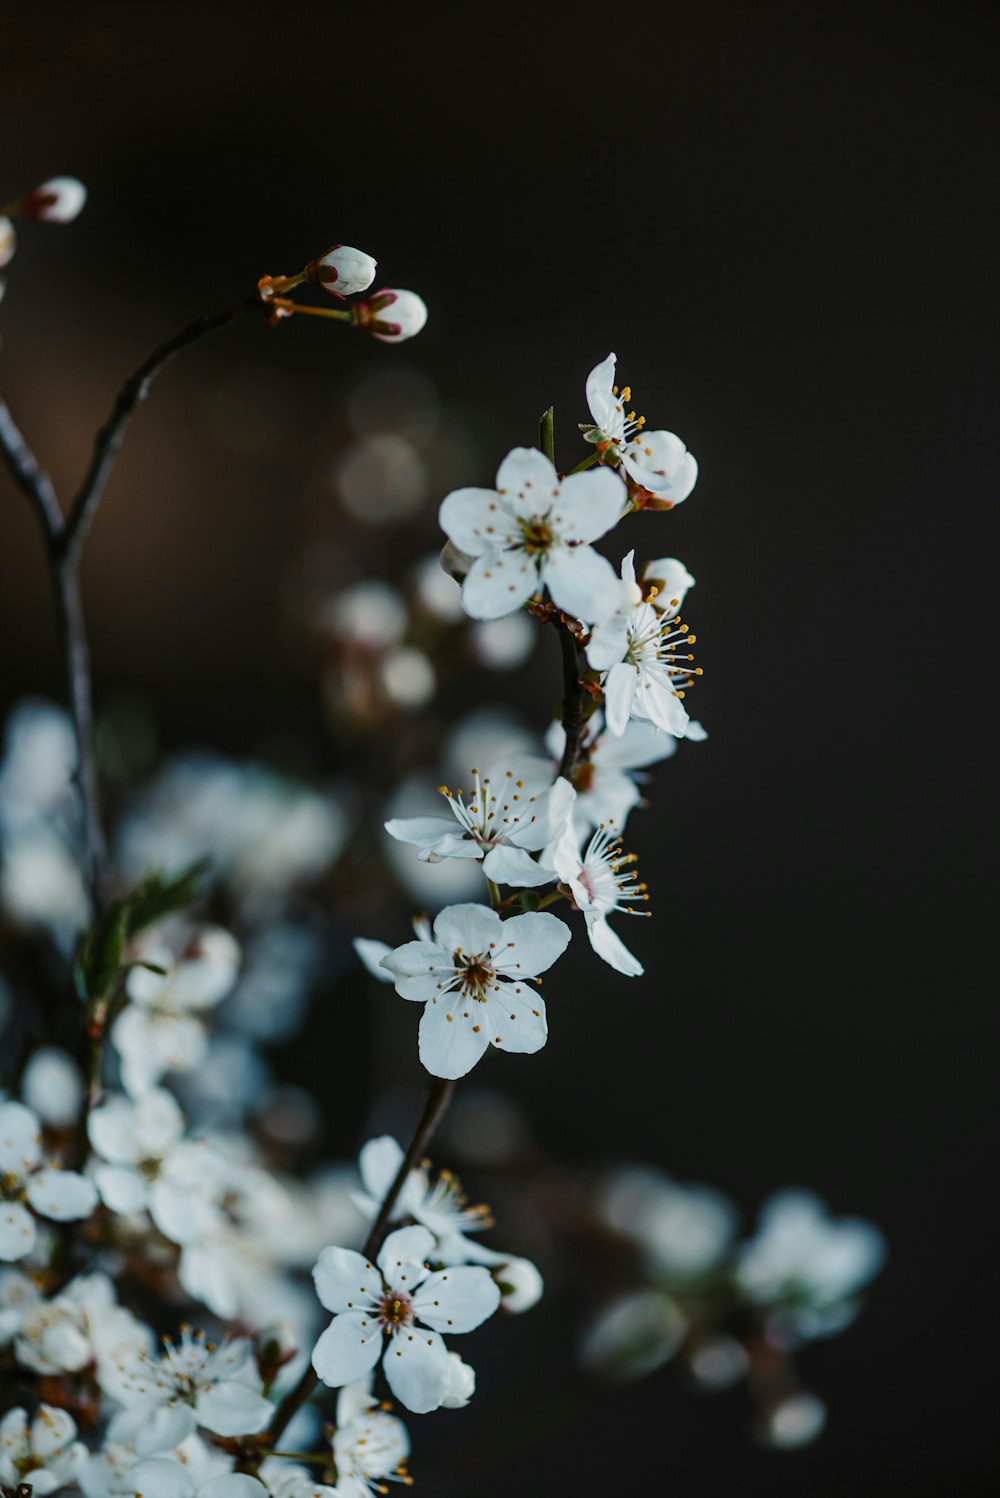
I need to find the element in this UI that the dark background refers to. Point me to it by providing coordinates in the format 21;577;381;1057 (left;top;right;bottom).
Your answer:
1;1;996;1492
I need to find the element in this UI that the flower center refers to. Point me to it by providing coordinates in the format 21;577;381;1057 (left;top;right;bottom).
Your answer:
625;606;702;698
519;517;554;556
454;951;496;1000
378;1292;414;1331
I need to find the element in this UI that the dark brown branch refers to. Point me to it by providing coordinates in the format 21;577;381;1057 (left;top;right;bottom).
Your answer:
262;1076;455;1447
0;398;64;540
62;294;264;562
557;625;586;781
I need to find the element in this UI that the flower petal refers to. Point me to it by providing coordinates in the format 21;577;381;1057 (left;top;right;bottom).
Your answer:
551;467;626;544
94;1163;149;1216
25;1168;97;1222
438;487;510;556
586;615;630;673
195;1381;274;1437
384;815;457;848
380;940;451;1002
484;987;548;1055
462;550;538;620
199;1479;269;1498
603;662;639;736
382;1327;451;1413
588;915;644;977
585;352;620;434
0;1202;37;1261
494;448;559;520
377;1225;435;1289
622;430;698;504
431;903;502;956
480;844;551;887
0;1101;42;1175
312;1246;379;1314
353;938;394;984
543;545;621;625
311;1310;383;1388
132;1458;197;1498
412;1265;500;1332
497;910;571;976
636;676;690;738
418;997;491;1080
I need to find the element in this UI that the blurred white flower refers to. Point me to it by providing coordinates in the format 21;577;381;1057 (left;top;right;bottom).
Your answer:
546;712;679;836
15;1273;150;1382
87;1088;186;1215
380;647;436;709
106;1327;274;1440
580;1289;687;1383
552;820;648;977
18;177;88;223
0;1101;97;1261
470;613;535;670
320;582;408;649
0;216;15;267
760;1392;828;1448
334;435;428;523
21;1047;83;1128
0;1404;87;1494
598;1165;738;1281
412;553;465;622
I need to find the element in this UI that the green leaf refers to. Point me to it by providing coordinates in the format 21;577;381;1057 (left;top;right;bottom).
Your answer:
74;861;207;1004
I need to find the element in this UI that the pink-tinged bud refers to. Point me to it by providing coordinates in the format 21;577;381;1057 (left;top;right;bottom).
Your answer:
305;243;377;298
354;288;428;343
19;177;87;223
0;217;15;268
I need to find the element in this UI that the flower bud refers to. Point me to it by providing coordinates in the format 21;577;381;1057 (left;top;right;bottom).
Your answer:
254;1319;299;1377
305;244;377;298
0;217;15;268
18;177;87;223
440;1351;476;1408
493;1254;544;1313
354;289;428;343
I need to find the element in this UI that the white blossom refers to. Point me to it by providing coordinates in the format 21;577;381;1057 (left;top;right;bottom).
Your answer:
330;1377;411;1495
761;1392;828;1448
19;177;88;223
15;1272;150;1381
439;447;625;622
365;289;428;343
380;903;570;1079
0;216;15;267
736;1191;886;1341
131;1458;266;1498
22;1047;83;1127
546;712;679;835
311;1224;499;1413
105;1327;274;1439
87;1088;186;1216
551;822;648;977
0;1101;97;1261
583;353;698;507
0;1405;87;1494
580;1290;687;1383
385;755;573;888
586;552;699;738
112;928;240;1095
598;1166;738;1280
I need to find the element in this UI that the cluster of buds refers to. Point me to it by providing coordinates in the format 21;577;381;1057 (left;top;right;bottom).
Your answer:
257;242;427;342
1;177;87;306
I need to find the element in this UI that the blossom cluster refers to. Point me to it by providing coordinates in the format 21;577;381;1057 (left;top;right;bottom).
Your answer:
0;189;886;1497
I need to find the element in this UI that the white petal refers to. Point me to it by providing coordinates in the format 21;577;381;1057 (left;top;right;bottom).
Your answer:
382;1328;451;1414
130;1403;197;1456
588;915;644;977
432;903;502;955
94;1163;149;1215
0;1202;37;1260
0;1101;42;1174
542;545;621;625
30;1403;77;1459
603;662;639;736
439;487;513;556
380;940;450;1002
312;1245;378;1314
586;615;630;672
551;467;626;544
353;938;394;984
440;1351;476;1407
418;999;490;1080
496;909;571;976
641;556;695;613
637;676;690;737
480;845;551;887
384;815;457;849
494;448;559;519
149;1179;216;1245
377;1225;435;1289
199;1479;269;1498
358;1136;406;1203
25;1168;97;1222
412;1265;500;1332
132;1458;197;1498
622;430;698;504
461;550;538;620
177;1243;239;1320
483;987;548;1056
311;1311;383;1388
585;352;619;433
195;1381;274;1437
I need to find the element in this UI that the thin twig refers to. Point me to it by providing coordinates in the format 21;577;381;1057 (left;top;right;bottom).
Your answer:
0;398;64;540
262;1076;455;1448
63;294;264;562
557;625;586;781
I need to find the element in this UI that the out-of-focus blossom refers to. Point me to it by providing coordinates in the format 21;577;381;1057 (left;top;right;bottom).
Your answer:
379;646;436;709
333;437;428;524
0;217;15;267
311;1224;499;1412
760;1392;828;1448
17;177;88;223
736;1190;886;1341
580;1289;687;1382
598;1165;738;1281
320;582;408;650
0;1101;97;1261
412;553;465;622
0;1405;87;1494
106;1328;274;1440
439;447;625;622
87;1088;186;1215
552;819;648;977
380;903;570;1079
15;1273;149;1382
21;1047;83;1127
470;613;535;670
131;1458;266;1498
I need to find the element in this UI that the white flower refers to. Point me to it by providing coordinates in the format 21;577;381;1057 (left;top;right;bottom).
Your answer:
106;1327;275;1439
15;1272;150;1380
79;1414;227;1498
0;1101;97;1261
131;1458;266;1498
385;756;574;888
380;903;570;1079
439;447;625;623
584;353;698;507
598;1166;738;1280
319;583;407;649
22;1047;83;1128
87;1088;186;1216
0;1405;87;1494
736;1191;886;1341
580;1290;686;1383
586;552;700;738
18;177;88;223
379;647;436;709
551;823;648;977
640;555;696;615
112;928;240;1095
311;1224;500;1413
358;289;428;344
470;614;535;671
546;712;679;835
0;1267;41;1343
330;1377;411;1495
354;918;432;985
306;245;377;298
